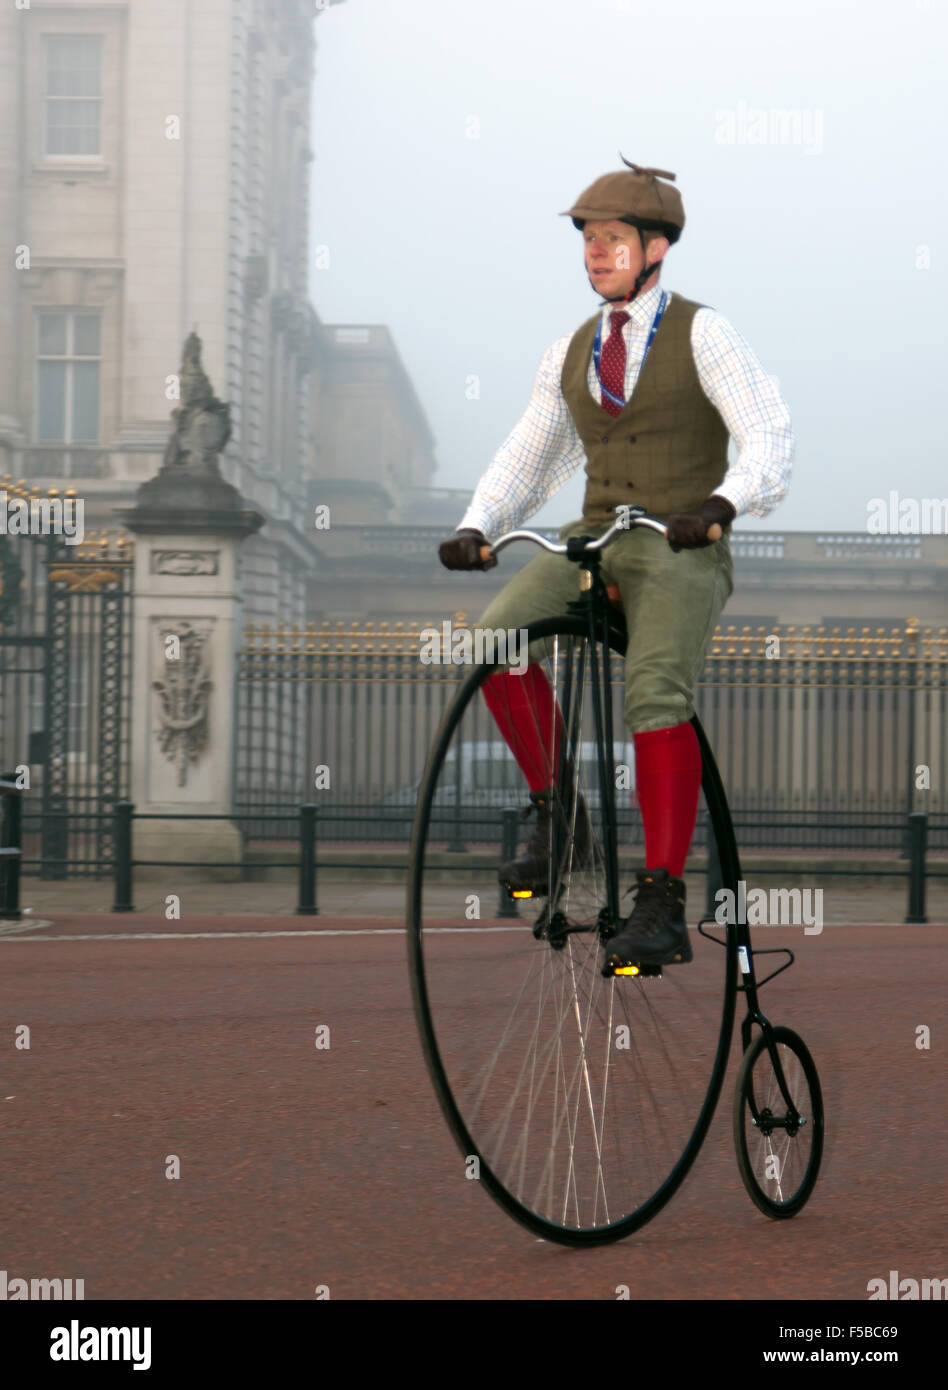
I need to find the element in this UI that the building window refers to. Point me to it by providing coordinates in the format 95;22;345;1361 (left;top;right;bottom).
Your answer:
44;35;103;157
35;312;101;443
333;328;370;346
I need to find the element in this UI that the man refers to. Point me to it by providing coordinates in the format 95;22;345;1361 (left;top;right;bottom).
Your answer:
438;159;793;967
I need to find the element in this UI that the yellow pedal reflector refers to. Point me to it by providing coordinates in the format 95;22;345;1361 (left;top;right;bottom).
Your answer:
511;890;533;899
613;964;640;976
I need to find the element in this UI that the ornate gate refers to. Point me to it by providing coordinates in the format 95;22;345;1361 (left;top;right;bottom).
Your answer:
0;484;132;877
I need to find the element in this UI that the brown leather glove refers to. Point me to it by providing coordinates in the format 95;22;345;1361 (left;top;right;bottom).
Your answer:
438;528;497;571
666;495;736;554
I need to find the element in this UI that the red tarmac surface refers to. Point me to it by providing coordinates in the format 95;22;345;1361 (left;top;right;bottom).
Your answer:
0;911;945;1300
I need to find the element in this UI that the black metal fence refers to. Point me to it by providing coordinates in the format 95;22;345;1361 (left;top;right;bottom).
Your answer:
235;617;948;852
101;804;948;923
0;490;132;878
0;773;24;919
2;790;943;922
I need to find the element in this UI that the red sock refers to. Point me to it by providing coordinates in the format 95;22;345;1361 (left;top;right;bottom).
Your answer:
482;665;564;792
633;721;702;878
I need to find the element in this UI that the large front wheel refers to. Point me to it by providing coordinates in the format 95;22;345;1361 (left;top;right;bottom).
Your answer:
407;615;740;1245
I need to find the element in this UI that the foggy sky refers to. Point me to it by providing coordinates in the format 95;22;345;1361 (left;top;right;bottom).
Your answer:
310;0;947;534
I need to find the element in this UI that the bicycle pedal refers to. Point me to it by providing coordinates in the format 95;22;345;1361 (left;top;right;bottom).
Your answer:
497;878;550;900
501;879;548;900
602;959;663;979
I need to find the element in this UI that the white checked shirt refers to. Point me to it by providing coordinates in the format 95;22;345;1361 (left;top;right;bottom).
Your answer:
457;283;794;539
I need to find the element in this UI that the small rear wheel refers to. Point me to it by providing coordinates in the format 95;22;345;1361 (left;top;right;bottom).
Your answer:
733;1025;824;1218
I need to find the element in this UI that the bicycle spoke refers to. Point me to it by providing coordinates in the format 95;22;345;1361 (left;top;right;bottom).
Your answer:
410;614;736;1240
735;1030;822;1218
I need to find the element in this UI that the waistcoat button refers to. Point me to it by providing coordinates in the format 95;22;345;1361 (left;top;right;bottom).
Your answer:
600;435;609;444
602;478;610;486
626;481;634;489
628;435;637;444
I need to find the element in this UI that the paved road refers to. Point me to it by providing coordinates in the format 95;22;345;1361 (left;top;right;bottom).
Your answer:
1;913;944;1300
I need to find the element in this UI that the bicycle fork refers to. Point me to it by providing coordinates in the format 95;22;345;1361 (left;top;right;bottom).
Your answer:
738;945;804;1131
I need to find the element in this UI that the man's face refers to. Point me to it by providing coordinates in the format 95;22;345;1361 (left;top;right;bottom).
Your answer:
582;219;664;299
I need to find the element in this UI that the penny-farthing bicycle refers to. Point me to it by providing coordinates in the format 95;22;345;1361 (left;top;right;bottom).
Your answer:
407;509;823;1245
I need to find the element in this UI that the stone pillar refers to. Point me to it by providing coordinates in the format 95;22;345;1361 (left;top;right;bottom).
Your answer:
0;4;25;471
116;334;263;880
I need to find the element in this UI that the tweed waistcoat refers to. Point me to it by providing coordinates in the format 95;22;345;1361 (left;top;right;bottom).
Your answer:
561;293;730;525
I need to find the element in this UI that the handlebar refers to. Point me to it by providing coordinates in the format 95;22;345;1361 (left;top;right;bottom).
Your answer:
479;509;722;563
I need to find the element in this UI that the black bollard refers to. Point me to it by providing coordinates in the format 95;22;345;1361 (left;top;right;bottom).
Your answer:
0;775;23;920
905;811;927;925
497;808;519;920
705;824;723;921
112;800;134;913
297;803;318;915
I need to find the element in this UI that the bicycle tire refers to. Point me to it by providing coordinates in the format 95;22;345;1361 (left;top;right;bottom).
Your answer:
733;1025;824;1219
407;613;740;1245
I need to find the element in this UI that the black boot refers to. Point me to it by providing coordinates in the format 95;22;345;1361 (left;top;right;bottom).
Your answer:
604;868;692;966
499;787;593;896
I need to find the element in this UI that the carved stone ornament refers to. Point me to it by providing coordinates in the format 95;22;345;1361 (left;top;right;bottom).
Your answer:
152;622;213;786
162;333;232;473
151;550;220;576
117;332;265;538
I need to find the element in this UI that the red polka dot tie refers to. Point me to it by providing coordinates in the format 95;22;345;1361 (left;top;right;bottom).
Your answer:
599;309;630;417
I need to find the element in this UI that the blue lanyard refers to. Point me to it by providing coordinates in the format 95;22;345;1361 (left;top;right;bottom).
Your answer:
592;289;668;411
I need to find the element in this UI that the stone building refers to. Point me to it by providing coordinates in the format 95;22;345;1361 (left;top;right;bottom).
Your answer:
305;319;438;528
1;1;942;643
0;0;344;626
307;522;948;632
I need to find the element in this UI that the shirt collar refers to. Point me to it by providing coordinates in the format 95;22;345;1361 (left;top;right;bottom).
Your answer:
599;281;668;329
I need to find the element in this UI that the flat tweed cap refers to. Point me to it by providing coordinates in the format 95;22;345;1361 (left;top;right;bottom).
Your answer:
562;159;684;238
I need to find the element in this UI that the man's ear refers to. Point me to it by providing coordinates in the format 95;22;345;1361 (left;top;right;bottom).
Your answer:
647;235;670;269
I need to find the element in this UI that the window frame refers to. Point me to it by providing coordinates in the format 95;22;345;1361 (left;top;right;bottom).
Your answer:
34;309;103;445
42;33;104;160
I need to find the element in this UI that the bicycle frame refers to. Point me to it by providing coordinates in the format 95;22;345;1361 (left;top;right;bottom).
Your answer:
490;509;805;1127
565;542;622;929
